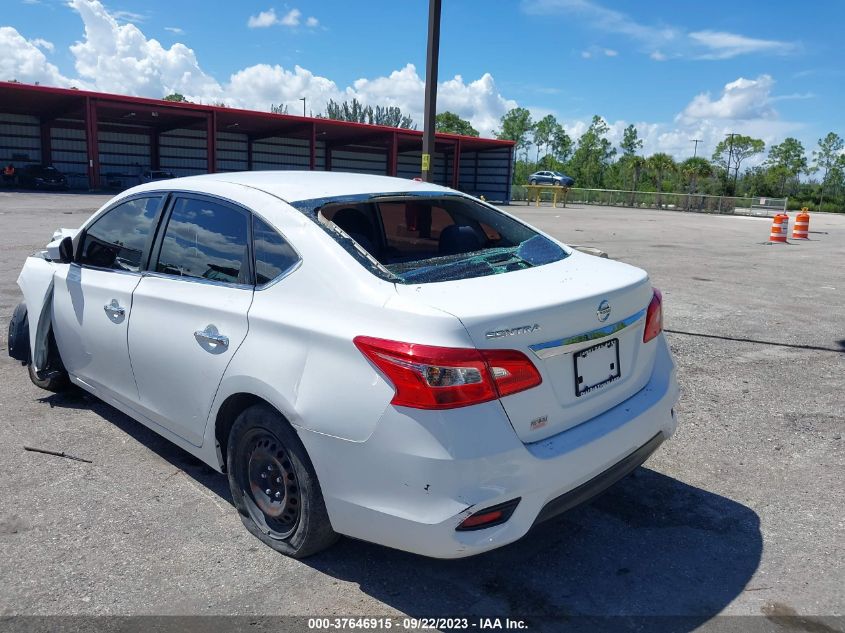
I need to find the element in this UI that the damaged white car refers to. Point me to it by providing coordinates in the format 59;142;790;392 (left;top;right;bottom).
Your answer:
8;171;679;558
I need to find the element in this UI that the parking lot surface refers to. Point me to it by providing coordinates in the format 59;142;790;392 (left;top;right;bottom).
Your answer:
0;192;843;629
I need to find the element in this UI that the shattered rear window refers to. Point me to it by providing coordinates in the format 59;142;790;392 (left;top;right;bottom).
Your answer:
293;193;567;284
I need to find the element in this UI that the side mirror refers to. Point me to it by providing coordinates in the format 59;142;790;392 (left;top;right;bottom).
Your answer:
58;236;74;264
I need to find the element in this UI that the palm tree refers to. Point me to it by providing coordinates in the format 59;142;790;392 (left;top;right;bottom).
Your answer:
647;153;676;209
679;157;713;211
627;155;646;206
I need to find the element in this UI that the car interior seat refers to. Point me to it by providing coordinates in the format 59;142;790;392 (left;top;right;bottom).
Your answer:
332;207;377;255
438;225;484;256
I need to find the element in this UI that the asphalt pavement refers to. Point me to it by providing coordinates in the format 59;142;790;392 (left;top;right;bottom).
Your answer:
0;191;842;631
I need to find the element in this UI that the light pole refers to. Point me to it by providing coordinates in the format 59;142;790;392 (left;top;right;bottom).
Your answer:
300;97;306;117
421;0;441;182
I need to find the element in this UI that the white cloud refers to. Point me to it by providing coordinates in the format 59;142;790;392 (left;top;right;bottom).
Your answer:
247;9;280;28
164;27;184;35
677;75;776;124
689;31;794;60
581;46;618;59
523;0;797;61
550;75;803;164
0;26;73;86
68;0;223;100
280;9;301;27
31;37;54;52
247;7;317;29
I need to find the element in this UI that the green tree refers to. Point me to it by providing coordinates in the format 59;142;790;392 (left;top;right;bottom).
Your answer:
270;103;288;114
322;99;415;128
163;92;188;102
811;132;845;210
532;114;558;163
711;135;765;195
550;125;573;163
679;157;712;194
647;152;676;208
568;115;616;188
765;137;807;196
434;111;478;136
497;107;534;161
620;124;643;157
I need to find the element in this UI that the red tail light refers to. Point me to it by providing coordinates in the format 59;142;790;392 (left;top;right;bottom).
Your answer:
643;288;663;343
353;336;542;410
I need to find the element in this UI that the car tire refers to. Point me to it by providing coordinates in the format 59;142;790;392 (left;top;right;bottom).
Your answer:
227;403;338;559
529;179;537;185
26;331;70;393
27;362;69;392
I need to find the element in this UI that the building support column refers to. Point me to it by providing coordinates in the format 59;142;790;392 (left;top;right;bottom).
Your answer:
40;120;52;167
506;146;514;203
325;144;332;172
310;123;317;171
451;139;461;189
206;111;217;174
388;132;398;177
247;137;253;171
150;131;160;170
84;97;99;189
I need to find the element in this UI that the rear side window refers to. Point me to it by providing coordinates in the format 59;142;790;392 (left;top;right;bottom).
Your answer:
253;216;299;285
154;197;250;284
78;196;161;271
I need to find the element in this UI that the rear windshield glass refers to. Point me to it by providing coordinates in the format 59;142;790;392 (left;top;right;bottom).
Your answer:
295;193;567;284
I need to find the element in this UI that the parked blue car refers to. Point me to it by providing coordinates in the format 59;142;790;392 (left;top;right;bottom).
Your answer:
528;170;574;187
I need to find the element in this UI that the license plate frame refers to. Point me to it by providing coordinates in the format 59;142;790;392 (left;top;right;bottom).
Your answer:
573;338;621;397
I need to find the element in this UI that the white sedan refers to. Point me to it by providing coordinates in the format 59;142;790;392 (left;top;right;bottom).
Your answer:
8;171;679;558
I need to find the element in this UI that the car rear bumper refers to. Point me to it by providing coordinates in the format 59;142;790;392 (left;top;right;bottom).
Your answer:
301;334;679;558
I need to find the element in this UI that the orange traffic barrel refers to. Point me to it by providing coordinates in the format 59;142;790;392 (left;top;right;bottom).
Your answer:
769;213;789;243
793;208;810;239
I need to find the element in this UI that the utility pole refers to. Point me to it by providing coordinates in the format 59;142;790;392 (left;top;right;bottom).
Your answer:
690;139;702;158
299;97;306;117
421;0;441;182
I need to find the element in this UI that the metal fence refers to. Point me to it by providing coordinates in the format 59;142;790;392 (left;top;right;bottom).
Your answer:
511;186;788;217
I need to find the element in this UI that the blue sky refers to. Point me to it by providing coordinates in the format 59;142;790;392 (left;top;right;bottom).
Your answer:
3;0;843;161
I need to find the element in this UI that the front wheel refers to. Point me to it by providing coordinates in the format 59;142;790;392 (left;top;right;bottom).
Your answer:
227;404;338;558
27;362;69;392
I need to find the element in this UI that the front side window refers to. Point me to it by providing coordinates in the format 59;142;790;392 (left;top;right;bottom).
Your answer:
311;194;567;284
253;216;299;285
78;196;161;271
155;197;250;284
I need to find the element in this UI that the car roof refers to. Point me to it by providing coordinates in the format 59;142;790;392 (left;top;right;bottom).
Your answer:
130;170;454;204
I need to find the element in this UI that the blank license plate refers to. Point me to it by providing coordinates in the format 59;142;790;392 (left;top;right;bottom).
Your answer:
574;339;621;397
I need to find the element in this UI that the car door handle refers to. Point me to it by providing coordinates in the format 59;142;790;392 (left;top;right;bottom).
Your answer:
103;300;126;317
194;326;229;348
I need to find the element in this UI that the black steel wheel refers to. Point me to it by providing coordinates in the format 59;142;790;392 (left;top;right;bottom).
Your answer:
242;430;301;539
227;404;338;558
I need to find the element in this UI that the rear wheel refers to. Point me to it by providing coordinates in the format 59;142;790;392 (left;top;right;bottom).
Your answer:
529;179;537;185
227;404;338;558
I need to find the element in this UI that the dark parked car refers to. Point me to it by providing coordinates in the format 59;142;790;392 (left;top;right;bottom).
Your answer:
18;165;68;190
528;170;574;187
140;169;176;184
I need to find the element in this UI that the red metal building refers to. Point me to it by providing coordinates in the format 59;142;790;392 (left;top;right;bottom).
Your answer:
0;82;514;200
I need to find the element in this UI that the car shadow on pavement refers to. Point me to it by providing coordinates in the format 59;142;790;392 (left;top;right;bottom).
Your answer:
38;389;762;632
38;387;233;503
304;468;762;633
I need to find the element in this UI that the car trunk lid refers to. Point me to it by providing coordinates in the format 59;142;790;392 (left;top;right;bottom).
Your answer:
393;251;658;443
